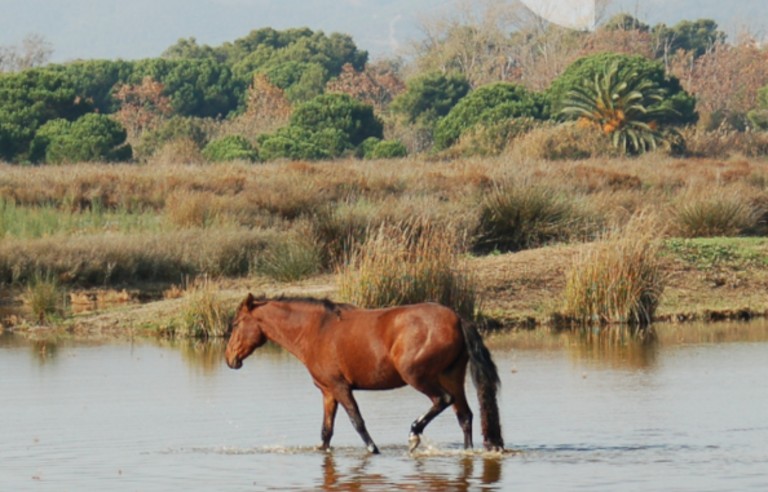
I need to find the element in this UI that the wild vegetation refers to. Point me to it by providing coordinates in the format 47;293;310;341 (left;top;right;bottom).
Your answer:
3;4;768;336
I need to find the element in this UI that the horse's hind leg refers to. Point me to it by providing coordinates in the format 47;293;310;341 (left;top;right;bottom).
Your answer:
440;373;474;449
405;380;454;452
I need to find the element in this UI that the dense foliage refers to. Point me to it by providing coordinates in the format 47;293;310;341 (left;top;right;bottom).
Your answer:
30;113;131;163
258;93;382;160
433;82;549;151
548;53;697;127
560;63;680;154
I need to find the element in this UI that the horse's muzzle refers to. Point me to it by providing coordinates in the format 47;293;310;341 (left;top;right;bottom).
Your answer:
226;355;243;370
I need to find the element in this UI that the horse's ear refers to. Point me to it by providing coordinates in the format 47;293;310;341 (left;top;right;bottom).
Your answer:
244;293;267;312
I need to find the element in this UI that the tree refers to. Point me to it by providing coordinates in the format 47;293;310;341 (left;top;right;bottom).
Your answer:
0;69;92;161
113;76;173;144
433;82;548;150
290;93;382;148
652;19;726;68
548;52;697;127
258;93;382;160
412;0;520;87
671;40;768;129
326;62;406;112
560;63;679;154
0;34;52;72
391;72;470;125
30;113;131;164
132;58;242;118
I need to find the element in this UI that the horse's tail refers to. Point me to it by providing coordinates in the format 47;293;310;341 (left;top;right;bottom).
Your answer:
461;320;504;451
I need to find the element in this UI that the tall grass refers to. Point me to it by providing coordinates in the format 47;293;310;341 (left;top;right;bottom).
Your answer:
561;214;666;327
255;228;323;281
671;186;762;238
474;181;590;253
172;278;232;339
23;273;68;323
337;219;477;318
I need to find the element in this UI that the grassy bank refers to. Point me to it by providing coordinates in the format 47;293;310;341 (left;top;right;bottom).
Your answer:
3;154;768;337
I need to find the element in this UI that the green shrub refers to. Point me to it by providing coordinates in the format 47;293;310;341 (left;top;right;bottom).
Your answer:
30;114;132;164
391;72;470;124
202;135;258;162
360;137;408;159
289;93;382;147
258;93;382;160
434;82;549;151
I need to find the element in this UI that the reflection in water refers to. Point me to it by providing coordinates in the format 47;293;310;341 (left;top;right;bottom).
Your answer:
31;340;59;364
320;453;502;491
567;327;659;370
177;339;227;375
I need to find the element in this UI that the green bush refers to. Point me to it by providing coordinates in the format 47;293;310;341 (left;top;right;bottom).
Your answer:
30;114;132;164
360;137;408;159
258;93;382;160
202;135;258;162
548;52;697;127
391;72;470;124
136;116;210;159
434;82;549;151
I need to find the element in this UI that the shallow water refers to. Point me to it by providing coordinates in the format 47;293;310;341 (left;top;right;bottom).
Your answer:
1;322;768;491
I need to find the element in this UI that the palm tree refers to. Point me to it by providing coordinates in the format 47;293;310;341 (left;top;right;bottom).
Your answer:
560;62;678;154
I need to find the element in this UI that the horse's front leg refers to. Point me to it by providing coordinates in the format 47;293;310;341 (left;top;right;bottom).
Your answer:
319;390;338;452
337;388;380;454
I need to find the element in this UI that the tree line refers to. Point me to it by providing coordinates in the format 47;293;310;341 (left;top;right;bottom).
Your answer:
1;8;768;165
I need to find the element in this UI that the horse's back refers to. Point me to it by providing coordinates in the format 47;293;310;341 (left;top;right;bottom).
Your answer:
321;303;465;389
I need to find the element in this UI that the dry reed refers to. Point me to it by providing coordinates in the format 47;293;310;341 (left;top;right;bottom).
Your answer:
561;213;666;327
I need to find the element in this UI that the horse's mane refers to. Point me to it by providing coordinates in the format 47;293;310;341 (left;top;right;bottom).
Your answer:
248;294;355;315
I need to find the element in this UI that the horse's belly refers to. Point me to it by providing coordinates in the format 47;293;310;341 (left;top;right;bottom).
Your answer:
350;363;406;390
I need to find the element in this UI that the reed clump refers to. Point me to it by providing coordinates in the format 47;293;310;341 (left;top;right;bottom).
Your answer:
337;219;478;318
172;278;232;339
254;228;323;281
23;273;68;323
561;213;666;327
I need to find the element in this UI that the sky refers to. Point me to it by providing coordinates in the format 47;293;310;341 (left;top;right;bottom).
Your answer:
1;0;767;64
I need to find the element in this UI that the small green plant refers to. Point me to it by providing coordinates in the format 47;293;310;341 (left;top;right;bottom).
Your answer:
24;273;67;323
337;219;477;319
561;214;665;327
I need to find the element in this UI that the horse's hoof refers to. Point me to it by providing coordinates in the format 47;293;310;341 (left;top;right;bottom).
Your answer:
408;433;421;453
367;444;380;454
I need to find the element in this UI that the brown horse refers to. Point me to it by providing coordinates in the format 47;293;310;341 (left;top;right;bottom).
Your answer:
225;294;504;454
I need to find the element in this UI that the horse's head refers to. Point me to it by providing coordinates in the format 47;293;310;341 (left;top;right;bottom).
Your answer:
225;293;268;369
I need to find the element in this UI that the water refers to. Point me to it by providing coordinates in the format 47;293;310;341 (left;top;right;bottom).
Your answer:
2;322;768;491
